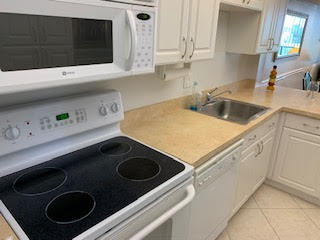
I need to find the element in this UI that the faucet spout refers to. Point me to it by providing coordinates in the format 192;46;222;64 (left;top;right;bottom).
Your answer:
206;89;232;103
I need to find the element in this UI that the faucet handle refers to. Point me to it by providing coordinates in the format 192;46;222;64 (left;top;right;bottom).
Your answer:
208;87;218;95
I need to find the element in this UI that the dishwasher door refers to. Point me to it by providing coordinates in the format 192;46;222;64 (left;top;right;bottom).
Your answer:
188;166;236;240
187;140;243;240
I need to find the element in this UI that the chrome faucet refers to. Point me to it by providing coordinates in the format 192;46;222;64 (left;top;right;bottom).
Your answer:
206;88;232;103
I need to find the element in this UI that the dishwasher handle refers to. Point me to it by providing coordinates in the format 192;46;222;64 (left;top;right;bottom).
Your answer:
129;184;195;240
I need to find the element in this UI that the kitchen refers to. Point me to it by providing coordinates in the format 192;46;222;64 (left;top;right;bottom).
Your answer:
0;0;320;239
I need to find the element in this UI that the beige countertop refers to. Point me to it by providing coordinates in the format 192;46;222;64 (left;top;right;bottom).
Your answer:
0;214;18;240
121;80;320;168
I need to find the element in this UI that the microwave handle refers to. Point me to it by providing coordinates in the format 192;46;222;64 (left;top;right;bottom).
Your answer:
126;10;138;71
129;184;195;240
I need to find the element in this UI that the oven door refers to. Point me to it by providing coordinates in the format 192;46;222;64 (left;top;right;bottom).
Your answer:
96;179;195;240
0;0;155;94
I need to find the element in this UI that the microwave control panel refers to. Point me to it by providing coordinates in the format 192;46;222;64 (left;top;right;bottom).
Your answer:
134;10;155;70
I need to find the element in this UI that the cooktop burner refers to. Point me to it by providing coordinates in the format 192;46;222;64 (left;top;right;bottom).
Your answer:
46;191;95;224
100;142;131;156
0;136;185;240
13;167;67;196
117;157;161;181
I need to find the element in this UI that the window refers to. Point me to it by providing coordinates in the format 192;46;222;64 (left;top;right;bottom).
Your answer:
276;10;308;59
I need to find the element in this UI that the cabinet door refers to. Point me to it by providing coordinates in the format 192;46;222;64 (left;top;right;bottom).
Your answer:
274;128;320;197
271;0;288;51
187;0;219;62
233;143;260;214
156;0;189;65
256;0;276;53
252;130;275;192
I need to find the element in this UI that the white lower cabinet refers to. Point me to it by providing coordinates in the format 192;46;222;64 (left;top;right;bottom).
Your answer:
252;130;275;191
233;128;276;214
273;127;320;197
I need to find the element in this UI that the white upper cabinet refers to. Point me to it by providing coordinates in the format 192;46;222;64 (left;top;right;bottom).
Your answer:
221;0;264;11
156;0;219;65
156;0;189;65
226;0;288;54
270;0;288;51
186;0;219;62
256;0;288;53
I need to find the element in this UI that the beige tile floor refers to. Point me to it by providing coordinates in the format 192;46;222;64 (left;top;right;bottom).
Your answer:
216;184;320;240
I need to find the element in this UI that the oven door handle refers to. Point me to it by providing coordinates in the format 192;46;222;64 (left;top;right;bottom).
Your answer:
129;184;195;240
126;10;138;71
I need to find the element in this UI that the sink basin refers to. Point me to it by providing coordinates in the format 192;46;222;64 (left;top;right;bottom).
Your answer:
198;98;268;124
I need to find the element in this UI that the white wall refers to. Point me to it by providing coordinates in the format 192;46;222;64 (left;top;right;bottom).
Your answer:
0;11;259;111
257;0;320;82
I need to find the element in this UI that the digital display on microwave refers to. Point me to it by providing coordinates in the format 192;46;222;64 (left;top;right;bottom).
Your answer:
0;13;113;72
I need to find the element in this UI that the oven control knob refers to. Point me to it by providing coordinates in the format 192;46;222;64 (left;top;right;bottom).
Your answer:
110;103;119;113
99;106;108;116
4;126;20;141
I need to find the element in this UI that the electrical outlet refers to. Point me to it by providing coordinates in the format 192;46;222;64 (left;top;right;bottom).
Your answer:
183;75;192;89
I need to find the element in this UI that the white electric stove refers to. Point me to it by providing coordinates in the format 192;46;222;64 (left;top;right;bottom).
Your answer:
0;90;194;240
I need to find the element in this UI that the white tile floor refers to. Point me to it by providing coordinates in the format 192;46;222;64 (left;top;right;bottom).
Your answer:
216;184;320;240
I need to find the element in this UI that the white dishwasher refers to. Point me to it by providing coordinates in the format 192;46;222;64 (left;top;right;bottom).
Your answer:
188;140;243;240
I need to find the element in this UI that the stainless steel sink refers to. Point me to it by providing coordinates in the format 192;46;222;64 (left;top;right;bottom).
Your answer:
198;98;268;124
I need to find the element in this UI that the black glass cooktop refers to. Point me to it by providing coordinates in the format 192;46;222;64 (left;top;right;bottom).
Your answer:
0;136;185;240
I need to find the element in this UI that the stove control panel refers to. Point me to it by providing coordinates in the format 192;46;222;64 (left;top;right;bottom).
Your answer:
0;90;123;157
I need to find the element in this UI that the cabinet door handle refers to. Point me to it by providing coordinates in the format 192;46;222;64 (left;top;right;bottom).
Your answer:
189;38;195;59
271;38;274;50
255;143;261;157
260;141;264;154
268;39;272;50
303;123;320;130
181;37;187;59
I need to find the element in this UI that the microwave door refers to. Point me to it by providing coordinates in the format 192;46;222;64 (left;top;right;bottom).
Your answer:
125;10;138;71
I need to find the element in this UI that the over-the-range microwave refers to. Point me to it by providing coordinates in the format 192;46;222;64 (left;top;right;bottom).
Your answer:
0;0;157;94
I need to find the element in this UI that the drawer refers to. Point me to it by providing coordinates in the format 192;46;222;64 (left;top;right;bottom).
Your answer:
285;113;320;136
243;114;279;149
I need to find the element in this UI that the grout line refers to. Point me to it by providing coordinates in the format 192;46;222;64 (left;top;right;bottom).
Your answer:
259;208;281;240
291;194;302;209
300;208;320;231
225;228;232;240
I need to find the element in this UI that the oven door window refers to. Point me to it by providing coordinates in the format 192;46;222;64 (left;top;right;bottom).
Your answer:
0;13;113;71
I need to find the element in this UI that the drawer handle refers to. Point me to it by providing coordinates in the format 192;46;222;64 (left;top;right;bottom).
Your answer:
303;123;320;130
248;135;257;141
